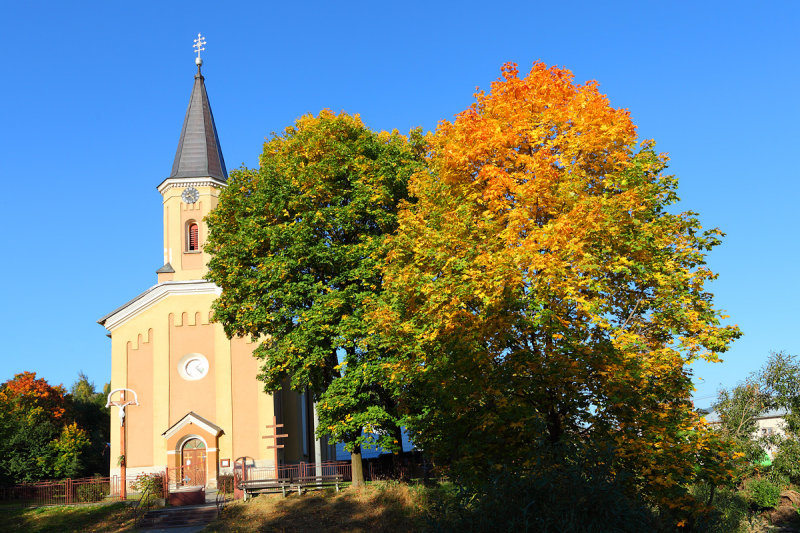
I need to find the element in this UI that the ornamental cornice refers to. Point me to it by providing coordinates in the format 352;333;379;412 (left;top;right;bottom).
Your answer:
98;280;221;331
156;176;228;194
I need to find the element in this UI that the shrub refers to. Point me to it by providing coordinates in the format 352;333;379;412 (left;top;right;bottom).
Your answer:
767;470;790;489
131;472;164;505
771;439;800;484
217;474;234;494
746;478;781;509
75;481;110;502
427;465;663;532
690;483;751;533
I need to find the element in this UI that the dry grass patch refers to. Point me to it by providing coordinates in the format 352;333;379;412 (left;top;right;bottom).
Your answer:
205;482;430;532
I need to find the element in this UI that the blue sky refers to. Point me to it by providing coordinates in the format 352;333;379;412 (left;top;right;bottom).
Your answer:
0;1;797;407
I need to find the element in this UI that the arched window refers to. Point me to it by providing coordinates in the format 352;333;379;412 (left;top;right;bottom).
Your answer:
187;221;199;252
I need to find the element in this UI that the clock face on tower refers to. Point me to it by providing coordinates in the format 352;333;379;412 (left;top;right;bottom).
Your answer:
181;187;200;204
184;358;207;379
178;353;209;381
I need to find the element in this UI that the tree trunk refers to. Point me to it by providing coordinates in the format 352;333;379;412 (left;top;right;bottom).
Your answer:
393;425;404;454
391;425;404;476
351;445;365;487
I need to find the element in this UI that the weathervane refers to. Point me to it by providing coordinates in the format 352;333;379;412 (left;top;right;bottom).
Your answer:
193;32;206;71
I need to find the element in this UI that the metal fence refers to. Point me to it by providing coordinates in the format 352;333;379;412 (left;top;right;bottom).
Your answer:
232;461;352;500
0;456;428;506
0;476;121;507
235;461;352;484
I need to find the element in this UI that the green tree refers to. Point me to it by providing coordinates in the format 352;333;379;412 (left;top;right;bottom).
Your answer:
375;62;740;523
756;351;800;432
749;351;800;482
0;372;88;483
713;383;770;467
69;372;111;476
712;352;800;483
0;372;106;484
315;351;406;461
49;422;91;479
206;110;424;485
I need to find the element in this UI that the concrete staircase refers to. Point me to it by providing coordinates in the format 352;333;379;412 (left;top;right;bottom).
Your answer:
137;502;218;530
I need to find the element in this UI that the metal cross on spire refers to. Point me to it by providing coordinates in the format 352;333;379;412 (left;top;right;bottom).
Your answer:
193;33;206;72
193;33;206;59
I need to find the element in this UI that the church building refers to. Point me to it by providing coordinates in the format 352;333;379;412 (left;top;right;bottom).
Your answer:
99;49;334;489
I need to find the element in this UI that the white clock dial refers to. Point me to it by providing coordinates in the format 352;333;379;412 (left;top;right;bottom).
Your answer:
181;187;200;204
178;353;209;381
185;358;207;378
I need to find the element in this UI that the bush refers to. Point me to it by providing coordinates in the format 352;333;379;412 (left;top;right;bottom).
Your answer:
74;481;110;502
771;439;800;484
426;466;663;532
217;474;234;494
690;483;751;533
746;478;781;509
131;472;164;505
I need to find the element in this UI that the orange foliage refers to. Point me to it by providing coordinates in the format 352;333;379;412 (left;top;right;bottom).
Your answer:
378;62;741;525
1;371;67;420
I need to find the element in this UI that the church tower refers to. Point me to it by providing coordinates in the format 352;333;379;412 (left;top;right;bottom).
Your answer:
156;53;227;283
99;40;333;490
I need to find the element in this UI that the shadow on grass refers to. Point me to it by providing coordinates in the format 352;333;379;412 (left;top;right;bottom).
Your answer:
210;484;426;533
0;501;133;533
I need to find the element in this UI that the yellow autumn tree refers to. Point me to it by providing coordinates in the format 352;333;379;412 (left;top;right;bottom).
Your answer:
376;62;741;523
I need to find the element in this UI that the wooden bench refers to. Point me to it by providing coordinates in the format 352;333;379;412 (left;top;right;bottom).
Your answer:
291;474;343;495
239;478;292;499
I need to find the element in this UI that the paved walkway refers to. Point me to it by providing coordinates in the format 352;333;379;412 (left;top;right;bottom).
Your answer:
138;502;218;531
140;526;208;533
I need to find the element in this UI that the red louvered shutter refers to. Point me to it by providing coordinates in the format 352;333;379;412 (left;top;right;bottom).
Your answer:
188;223;199;251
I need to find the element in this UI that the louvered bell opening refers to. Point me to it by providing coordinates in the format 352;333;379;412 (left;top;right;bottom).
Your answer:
188;223;199;251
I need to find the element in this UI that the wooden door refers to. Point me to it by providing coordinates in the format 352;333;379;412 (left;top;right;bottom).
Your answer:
181;439;207;486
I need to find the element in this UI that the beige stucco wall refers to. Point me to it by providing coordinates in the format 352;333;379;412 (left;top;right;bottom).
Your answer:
168;311;217;425
161;184;220;280
105;177;332;482
757;416;786;458
107;290;282;478
127;329;154;467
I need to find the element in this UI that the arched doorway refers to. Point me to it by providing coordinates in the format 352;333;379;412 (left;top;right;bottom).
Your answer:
181;438;207;486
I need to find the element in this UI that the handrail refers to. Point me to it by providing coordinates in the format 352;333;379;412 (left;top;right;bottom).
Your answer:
215;489;227;516
132;485;151;527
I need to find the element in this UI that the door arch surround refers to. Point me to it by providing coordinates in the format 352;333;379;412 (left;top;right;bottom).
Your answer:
162;413;222;489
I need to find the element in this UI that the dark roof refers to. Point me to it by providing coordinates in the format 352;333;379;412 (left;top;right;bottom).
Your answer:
168;71;227;181
156;262;175;274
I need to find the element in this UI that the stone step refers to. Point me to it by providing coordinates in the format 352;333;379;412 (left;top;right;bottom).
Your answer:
139;505;218;528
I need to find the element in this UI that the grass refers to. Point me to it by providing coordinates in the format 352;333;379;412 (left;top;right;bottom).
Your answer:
2;480;782;532
0;501;134;532
0;483;436;533
204;481;440;532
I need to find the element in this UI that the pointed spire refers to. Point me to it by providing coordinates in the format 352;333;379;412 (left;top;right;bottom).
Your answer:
168;35;227;182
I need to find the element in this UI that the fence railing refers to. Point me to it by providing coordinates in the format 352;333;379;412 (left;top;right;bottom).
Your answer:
0;455;431;506
232;460;352;500
234;461;352;484
0;476;121;507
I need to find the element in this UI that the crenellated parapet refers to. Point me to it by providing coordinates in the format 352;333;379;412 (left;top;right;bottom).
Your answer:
169;311;213;328
127;329;154;352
